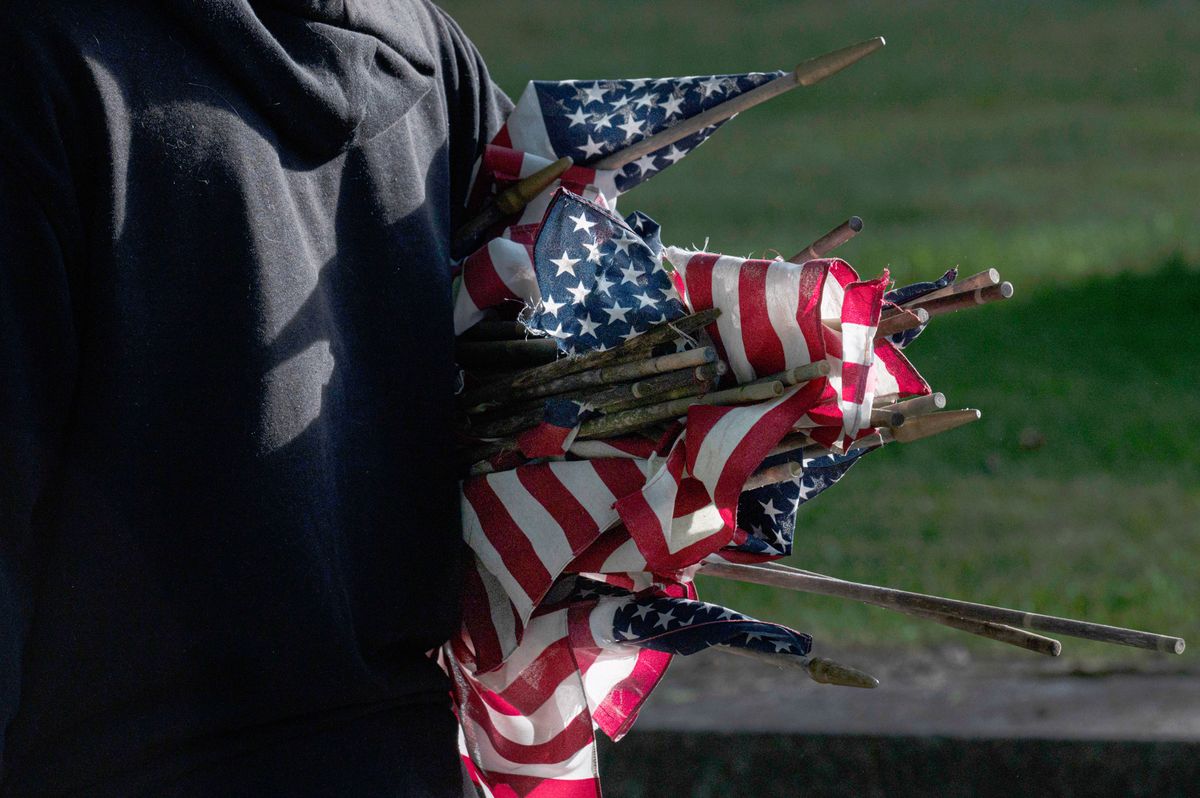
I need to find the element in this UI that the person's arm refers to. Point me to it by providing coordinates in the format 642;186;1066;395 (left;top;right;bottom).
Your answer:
424;2;514;227
0;152;79;773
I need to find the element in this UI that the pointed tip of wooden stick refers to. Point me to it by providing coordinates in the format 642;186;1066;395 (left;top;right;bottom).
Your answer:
849;215;864;232
892;408;981;443
806;657;880;689
794;36;888;87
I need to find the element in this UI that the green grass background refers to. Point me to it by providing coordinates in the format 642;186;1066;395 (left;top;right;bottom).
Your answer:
441;1;1200;659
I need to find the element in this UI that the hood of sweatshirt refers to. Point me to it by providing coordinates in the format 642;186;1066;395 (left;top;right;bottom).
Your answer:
166;0;437;159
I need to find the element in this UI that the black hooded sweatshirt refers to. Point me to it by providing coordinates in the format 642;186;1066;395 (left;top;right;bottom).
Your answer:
0;1;510;794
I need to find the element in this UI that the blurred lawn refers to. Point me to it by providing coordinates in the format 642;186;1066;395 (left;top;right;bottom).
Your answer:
442;1;1200;657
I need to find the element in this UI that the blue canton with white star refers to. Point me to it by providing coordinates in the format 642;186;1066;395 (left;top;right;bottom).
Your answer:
556;578;812;659
730;444;876;558
612;592;812;658
530;72;783;194
529;189;686;354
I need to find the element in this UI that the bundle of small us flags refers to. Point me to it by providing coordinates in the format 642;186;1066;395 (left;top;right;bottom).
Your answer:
438;39;1181;798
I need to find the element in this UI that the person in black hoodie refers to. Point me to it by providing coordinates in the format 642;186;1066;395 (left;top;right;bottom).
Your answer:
0;2;510;795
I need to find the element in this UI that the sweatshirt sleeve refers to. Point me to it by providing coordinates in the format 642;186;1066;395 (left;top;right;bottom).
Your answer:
424;2;514;229
0;152;79;771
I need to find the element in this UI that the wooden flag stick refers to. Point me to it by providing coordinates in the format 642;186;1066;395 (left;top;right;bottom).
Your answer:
868;407;905;429
451;156;573;257
743;461;803;491
880;392;946;417
906;281;1014;320
766;432;817;458
874;307;928;338
593;37;886;171
460;309;721;410
500;346;719;408
700;560;1185;654
883;408;980;444
513;308;721;388
468;363;721;438
748;360;831;387
578;380;784;440
758;563;1061;657
787;216;863;263
715;645;879;688
903;268;1001;307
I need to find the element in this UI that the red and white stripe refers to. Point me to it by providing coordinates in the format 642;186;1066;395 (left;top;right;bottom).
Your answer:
663;250;828;384
453;237;538;334
613;378;828;572
666;249;926;439
460;458;652;671
450;585;681;798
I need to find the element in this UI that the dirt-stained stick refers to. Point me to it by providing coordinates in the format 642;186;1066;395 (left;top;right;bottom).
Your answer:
509;347;718;408
748;360;831;387
593;38;886;171
506;308;721;390
715;645;879;688
743;461;803;491
468;364;721;438
868;407;905;429
766;433;817;458
700;560;1185;654
787;216;863;263
601;373;716;414
578;380;784;440
451;156;573;257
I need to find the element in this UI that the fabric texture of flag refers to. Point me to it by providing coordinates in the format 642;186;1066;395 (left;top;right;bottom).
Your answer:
664;248;931;448
492;72;783;199
724;441;878;561
449;575;680;798
528;189;687;354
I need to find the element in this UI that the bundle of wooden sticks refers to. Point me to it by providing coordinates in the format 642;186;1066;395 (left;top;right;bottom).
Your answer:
454;244;1187;675
456;230;1014;475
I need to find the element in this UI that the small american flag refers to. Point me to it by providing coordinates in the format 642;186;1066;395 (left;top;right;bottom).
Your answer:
494;72;783;197
529;189;687;354
600;585;813;659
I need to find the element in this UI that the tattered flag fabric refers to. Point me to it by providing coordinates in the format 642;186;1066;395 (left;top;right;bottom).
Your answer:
453;237;537;334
